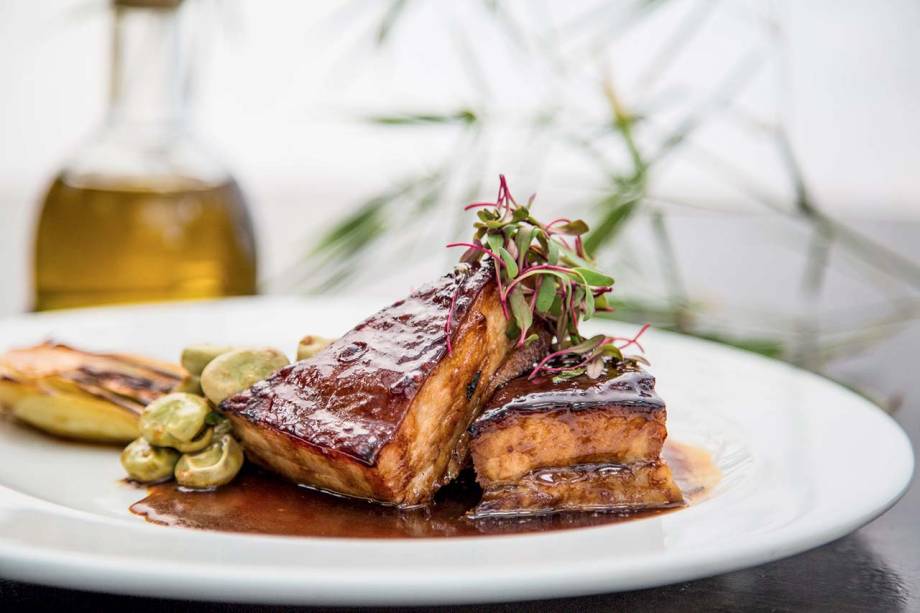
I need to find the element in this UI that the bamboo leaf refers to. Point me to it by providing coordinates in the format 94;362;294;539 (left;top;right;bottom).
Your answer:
368;109;477;126
583;193;640;256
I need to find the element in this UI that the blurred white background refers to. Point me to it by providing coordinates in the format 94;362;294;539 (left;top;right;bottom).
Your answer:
0;0;918;316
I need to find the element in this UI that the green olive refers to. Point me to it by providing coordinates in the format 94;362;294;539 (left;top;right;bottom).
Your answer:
120;437;180;483
180;344;235;376
200;348;289;405
296;335;334;361
172;374;203;395
174;434;244;489
140;392;210;448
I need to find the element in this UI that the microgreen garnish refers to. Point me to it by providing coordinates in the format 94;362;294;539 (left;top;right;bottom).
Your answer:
446;175;649;379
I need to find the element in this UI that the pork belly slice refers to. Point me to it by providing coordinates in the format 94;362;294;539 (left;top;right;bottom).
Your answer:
221;262;540;507
470;461;684;518
470;366;668;486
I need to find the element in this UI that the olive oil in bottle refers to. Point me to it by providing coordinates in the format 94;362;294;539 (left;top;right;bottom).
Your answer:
34;0;257;310
35;177;256;311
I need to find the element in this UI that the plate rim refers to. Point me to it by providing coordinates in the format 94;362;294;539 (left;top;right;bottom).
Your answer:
0;297;913;605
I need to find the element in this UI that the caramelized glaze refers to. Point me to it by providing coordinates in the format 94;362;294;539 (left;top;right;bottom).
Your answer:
220;263;494;465
471;365;663;436
130;441;718;538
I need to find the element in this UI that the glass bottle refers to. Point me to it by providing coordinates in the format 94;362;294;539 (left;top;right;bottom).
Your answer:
33;0;257;311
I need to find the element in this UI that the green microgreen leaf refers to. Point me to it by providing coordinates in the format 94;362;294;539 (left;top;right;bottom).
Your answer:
535;275;557;313
557;219;590;235
486;232;505;255
514;225;533;269
477;209;499;223
547;239;560;265
450;176;628;377
509;286;533;338
550;293;563;317
572;286;586;318
572;267;615;286
498;247;518;278
512;207;530;222
584;287;596;320
567;334;607;354
599;344;624;361
506;319;520;340
552;368;586;383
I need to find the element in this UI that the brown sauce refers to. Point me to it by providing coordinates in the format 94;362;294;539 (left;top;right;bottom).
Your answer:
130;441;719;538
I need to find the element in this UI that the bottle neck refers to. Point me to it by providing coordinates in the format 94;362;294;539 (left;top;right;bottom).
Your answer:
107;4;186;132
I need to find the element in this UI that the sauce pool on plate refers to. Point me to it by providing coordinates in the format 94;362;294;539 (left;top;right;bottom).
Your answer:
130;441;719;538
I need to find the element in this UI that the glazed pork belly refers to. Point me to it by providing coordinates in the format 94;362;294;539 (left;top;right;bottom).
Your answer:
468;364;683;517
221;262;545;507
473;461;683;517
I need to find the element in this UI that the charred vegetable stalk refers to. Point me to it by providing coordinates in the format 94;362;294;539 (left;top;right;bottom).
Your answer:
448;175;648;381
0;340;292;489
0;342;182;443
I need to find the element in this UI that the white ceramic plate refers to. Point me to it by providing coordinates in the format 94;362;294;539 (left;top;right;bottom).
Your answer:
0;298;912;605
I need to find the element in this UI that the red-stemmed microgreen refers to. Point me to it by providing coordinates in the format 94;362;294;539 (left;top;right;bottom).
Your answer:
445;175;650;380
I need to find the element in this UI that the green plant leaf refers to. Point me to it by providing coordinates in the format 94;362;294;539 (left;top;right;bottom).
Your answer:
486;232;505;255
499;247;518;278
572;267;615;286
514;225;533;268
509;286;532;337
536;276;557;313
557;219;590;235
477;209;498;222
584;287;595;319
566;334;607;354
367;109;477;125
599;344;624;361
584;193;640;256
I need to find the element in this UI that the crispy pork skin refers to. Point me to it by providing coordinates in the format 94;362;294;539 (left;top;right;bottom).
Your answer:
221;263;535;506
470;366;667;485
470;461;684;518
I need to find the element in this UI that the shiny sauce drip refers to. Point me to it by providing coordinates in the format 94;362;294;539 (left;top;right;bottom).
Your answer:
130;441;719;538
